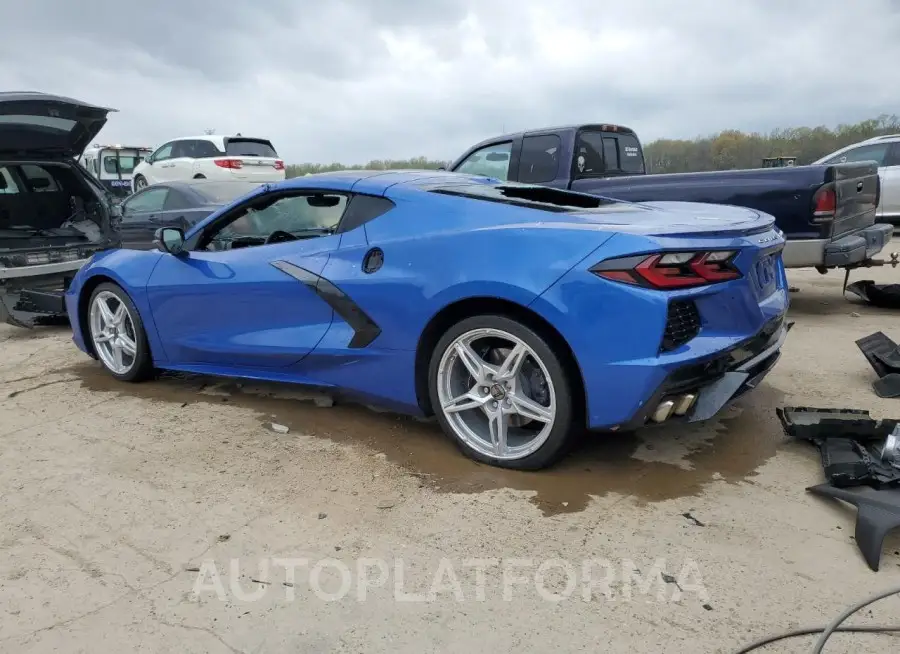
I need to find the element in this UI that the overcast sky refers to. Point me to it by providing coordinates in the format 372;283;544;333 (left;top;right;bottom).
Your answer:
1;0;898;164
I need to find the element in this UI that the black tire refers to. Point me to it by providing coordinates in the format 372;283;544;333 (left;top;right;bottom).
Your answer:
86;282;155;383
193;173;206;179
133;175;147;192
427;314;579;470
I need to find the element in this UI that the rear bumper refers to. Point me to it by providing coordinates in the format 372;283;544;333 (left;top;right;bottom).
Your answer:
782;223;893;268
0;259;86;327
616;316;789;430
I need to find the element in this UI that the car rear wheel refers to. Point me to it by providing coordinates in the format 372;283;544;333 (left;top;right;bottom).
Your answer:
428;315;577;470
133;175;147;191
87;283;153;382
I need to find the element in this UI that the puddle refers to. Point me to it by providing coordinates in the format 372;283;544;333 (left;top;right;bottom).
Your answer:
69;362;788;516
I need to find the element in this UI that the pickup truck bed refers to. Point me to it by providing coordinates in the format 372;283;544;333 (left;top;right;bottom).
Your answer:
449;124;892;270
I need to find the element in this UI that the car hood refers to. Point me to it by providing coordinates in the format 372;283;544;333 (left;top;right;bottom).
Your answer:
565;200;775;237
0;92;115;157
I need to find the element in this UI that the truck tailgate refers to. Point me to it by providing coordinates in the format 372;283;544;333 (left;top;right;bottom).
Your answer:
829;161;879;239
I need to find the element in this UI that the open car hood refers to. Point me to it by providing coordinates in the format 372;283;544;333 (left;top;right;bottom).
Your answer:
0;92;116;158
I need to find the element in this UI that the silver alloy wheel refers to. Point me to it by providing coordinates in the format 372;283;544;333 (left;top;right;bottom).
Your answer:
436;327;557;460
89;290;138;375
135;176;147;190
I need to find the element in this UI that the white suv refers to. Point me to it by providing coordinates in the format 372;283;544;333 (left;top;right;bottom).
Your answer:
814;134;900;225
132;135;285;192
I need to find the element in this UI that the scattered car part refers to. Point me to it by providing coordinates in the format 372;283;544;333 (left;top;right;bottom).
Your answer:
807;483;900;572
855;331;900;396
846;277;900;309
777;406;900;570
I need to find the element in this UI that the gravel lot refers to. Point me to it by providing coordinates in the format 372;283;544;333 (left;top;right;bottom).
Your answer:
2;267;900;653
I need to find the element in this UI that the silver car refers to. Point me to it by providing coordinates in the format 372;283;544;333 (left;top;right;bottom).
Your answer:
814;135;900;225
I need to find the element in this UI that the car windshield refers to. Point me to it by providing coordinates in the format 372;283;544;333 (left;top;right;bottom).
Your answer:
224;138;278;158
192;181;267;204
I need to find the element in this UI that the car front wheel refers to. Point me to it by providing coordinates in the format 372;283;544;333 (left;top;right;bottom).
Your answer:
133;175;148;191
87;283;154;382
428;314;577;470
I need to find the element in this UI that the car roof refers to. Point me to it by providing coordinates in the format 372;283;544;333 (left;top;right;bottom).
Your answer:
462;123;637;152
272;169;498;194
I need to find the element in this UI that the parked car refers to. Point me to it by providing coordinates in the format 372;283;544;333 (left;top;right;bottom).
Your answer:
66;171;789;470
0;92;120;328
131;135;285;192
813;134;900;226
78;144;154;200
116;180;265;249
449;124;892;271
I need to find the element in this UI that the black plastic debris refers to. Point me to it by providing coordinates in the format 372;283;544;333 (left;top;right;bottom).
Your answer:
777;406;900;571
856;332;900;397
846;280;900;310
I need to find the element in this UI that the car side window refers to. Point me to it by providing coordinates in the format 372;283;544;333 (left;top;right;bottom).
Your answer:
193;140;222;158
122;188;170;218
150;143;174;163
201;192;349;250
171;140;195;159
454;142;513;181
519;135;562;184
0;166;20;194
826;143;890;165
163;189;191;211
20;164;61;192
885;143;900;167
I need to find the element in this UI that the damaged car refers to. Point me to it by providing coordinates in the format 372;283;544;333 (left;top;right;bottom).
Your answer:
0;92;120;327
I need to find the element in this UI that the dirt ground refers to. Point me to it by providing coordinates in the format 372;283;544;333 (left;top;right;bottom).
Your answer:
2;267;900;653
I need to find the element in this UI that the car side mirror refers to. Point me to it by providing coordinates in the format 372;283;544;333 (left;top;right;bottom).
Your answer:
154;227;186;255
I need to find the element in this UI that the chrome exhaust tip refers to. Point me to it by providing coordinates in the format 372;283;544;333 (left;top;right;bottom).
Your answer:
673;393;697;416
651;400;675;423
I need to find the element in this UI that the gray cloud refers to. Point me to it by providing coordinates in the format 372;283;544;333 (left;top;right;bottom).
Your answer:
0;0;898;163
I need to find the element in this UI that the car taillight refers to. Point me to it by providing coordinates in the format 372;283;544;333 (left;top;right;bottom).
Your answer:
273;160;285;170
812;184;836;223
214;158;243;169
590;251;741;289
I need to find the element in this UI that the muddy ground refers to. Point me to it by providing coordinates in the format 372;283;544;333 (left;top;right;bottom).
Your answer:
2;267;900;653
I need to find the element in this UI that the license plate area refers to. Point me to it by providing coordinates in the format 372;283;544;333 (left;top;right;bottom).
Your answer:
753;253;777;299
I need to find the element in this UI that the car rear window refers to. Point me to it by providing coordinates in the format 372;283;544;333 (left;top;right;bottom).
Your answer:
103;154;141;174
429;182;620;213
192;181;266;204
224;138;278;158
575;130;645;176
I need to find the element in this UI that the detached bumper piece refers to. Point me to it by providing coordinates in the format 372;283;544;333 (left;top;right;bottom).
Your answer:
855;331;900;398
0;285;68;328
846;280;900;310
777;406;900;571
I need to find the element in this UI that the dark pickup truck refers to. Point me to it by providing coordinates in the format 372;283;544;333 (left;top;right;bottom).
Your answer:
448;124;893;271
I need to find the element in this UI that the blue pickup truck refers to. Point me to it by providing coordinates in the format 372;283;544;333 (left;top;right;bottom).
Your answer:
449;124;893;271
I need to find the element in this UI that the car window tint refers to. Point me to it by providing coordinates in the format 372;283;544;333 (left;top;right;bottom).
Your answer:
827;144;890;165
152;143;174;162
576;130;645;175
886;143;900;167
0;166;20;194
455;142;513;180
163;189;192;211
225;139;278;157
20;164;60;192
123;188;169;216
194;140;223;158
519;135;561;184
227;194;348;238
103;155;141;175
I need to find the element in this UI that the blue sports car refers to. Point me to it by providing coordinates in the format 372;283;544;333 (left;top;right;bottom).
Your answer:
65;170;789;470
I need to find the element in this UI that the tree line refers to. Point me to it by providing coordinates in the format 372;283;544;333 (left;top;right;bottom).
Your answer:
285;115;900;178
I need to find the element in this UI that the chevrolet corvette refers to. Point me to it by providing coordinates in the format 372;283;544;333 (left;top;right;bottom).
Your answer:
66;170;789;470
